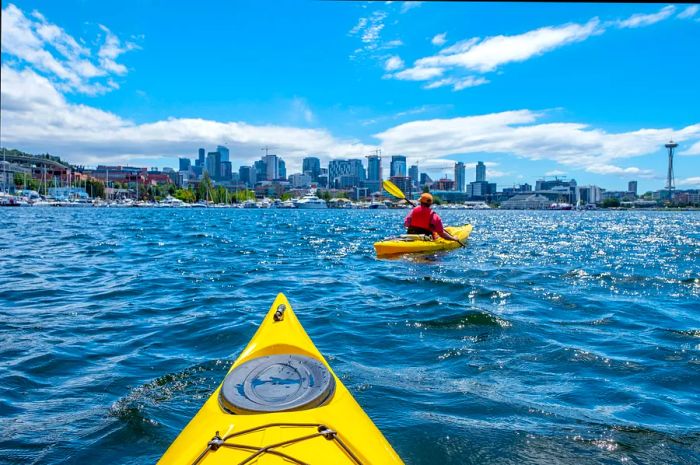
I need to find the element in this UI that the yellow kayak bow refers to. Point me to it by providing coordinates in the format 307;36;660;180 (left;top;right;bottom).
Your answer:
157;293;404;465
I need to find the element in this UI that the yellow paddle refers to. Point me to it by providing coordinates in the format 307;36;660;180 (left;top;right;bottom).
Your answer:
382;179;416;207
382;180;465;247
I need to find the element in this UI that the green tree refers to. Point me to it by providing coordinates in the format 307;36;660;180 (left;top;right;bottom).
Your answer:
197;172;213;201
85;179;105;198
602;197;621;208
174;188;196;203
422;185;430;193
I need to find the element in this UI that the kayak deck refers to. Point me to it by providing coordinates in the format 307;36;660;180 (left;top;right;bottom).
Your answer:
374;224;473;256
157;294;403;465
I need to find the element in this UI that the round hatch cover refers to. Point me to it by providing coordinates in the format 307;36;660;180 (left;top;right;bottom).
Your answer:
219;354;335;414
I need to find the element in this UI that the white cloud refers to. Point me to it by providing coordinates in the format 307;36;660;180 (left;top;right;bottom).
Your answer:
432;33;447;46
400;2;423;14
676;176;700;187
546;170;567;176
678;5;699;20
414;18;603;74
0;65;375;172
383;6;686;91
290;97;315;124
373;110;700;177
423;76;489;91
616;5;675;29
390;66;444;81
384;55;404;71
0;3;138;95
680;139;700;156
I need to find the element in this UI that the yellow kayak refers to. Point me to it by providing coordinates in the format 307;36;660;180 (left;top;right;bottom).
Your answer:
374;224;473;256
158;293;404;465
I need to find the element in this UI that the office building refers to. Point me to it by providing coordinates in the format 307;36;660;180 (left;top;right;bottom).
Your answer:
196;148;205;167
265;154;279;180
302;157;321;181
390;155;407;177
476;161;486;182
206;151;222;180
628;181;638;196
179;157;191;172
217;145;230;163
455;162;466;192
409;165;419;189
220;161;232;181
278;159;286;180
365;154;382;193
239;165;255;187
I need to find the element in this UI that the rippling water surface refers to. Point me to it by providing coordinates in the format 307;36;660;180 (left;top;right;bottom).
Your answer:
1;208;699;465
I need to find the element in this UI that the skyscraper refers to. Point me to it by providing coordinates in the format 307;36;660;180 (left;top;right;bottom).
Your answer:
254;159;267;181
217;145;230;163
409;165;419;189
454;162;466;192
179;157;191;172
302;157;321;181
239;166;255;187
628;180;638;195
278;159;286;180
197;148;205;167
366;154;382;193
206;151;222;179
390;155;407;177
476;161;486;182
265;154;279;180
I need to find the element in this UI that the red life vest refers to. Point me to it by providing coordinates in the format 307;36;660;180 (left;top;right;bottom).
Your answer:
408;205;435;230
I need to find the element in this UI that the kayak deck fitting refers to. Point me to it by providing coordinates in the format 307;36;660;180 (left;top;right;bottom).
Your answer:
158;293;403;465
374;224;473;257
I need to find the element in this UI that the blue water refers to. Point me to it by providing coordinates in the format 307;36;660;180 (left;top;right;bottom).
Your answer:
1;208;699;465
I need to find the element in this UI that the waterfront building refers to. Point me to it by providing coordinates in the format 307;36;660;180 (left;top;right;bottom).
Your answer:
239;165;255;187
435;178;454;191
420;172;433;188
302;157;321;181
179;157;191;172
329;160;351;188
476;161;486;182
502;184;532;197
389;176;412;196
501;194;550;209
254;159;266;182
220;161;233;181
602;190;635;202
289;173;312;188
366;154;382;193
409;165;419;189
328;159;365;189
265;154;279;180
576;185;603;205
390;155;407;177
206;151;222;180
454;162;466;192
535;177;577;203
278;159;286;180
217;145;230;163
467;181;497;200
628;180;638;196
89;165;146;184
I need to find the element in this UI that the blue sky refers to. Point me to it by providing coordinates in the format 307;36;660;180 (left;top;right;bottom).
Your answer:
1;1;699;193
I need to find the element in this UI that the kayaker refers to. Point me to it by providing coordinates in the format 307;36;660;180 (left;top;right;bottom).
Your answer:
404;193;462;243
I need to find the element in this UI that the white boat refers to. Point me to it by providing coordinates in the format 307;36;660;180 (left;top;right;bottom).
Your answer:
243;200;258;208
296;192;327;209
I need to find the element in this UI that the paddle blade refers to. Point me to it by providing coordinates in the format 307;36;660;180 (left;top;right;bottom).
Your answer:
383;179;406;199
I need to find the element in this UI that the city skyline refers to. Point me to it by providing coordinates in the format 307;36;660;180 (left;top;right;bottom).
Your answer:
1;2;699;194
